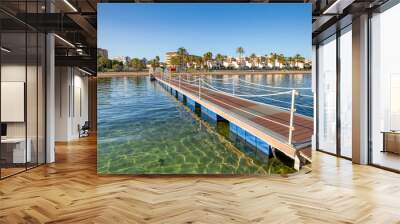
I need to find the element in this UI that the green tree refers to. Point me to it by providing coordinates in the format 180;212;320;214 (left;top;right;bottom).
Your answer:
186;55;195;68
150;56;160;68
140;58;147;70
236;47;245;68
112;63;123;72
177;47;188;69
177;47;188;57
215;54;224;68
203;52;213;69
106;59;113;69
286;57;291;68
131;58;142;71
194;56;203;69
260;56;266;68
270;53;278;69
170;56;180;68
215;54;223;62
293;54;305;69
250;53;257;68
236;47;244;58
97;56;108;72
278;54;286;69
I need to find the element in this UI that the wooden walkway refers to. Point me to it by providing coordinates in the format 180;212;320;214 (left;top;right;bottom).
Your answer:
157;76;313;163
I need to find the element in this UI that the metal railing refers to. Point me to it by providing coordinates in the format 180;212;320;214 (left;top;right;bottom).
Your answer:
157;72;312;146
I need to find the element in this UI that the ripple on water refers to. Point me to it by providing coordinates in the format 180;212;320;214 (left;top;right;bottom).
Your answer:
97;76;296;175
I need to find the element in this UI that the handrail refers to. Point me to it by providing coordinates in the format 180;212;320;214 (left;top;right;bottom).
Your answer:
239;78;312;90
203;76;235;81
202;80;291;98
201;79;312;109
158;74;313;146
234;84;282;93
174;80;292;129
199;80;291;112
244;96;313;109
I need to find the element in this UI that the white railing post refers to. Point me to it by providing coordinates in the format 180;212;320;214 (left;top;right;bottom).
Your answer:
198;76;201;99
288;89;297;145
179;73;181;90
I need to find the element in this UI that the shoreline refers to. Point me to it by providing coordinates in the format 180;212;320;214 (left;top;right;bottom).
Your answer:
98;70;311;77
98;71;148;77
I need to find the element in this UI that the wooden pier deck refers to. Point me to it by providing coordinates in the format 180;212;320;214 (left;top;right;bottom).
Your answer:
156;76;313;166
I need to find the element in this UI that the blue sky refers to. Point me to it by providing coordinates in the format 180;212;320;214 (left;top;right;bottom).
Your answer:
98;4;311;61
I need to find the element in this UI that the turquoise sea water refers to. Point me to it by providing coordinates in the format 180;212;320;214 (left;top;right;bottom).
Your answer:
97;74;312;175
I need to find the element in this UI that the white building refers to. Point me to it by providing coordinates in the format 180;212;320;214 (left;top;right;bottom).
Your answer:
296;61;304;69
206;60;217;69
267;61;273;68
165;52;178;68
245;60;252;68
97;48;108;59
112;56;125;63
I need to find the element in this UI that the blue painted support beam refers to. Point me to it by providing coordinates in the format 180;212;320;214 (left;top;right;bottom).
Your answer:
178;92;184;102
186;97;196;111
229;122;271;156
183;95;187;104
201;105;219;121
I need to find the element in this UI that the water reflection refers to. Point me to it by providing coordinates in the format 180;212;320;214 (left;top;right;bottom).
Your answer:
97;75;297;175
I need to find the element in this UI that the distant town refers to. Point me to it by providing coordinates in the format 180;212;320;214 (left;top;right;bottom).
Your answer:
97;47;311;73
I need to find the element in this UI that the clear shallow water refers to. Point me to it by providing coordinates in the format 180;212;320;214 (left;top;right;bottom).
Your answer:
97;74;311;175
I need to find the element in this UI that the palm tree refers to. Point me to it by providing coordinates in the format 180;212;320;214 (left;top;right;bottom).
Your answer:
236;47;244;58
215;53;224;62
270;53;278;70
260;56;266;68
194;56;203;69
186;55;195;68
215;53;224;68
236;47;245;67
203;52;213;69
204;52;213;60
287;57;294;68
278;54;286;69
294;54;305;69
249;53;257;68
177;47;188;57
265;54;272;69
150;56;160;69
177;47;188;70
170;56;180;69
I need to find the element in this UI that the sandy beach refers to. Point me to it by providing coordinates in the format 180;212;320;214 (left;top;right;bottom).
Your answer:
180;70;311;75
97;71;149;77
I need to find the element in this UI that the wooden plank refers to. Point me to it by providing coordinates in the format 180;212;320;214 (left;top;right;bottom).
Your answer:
157;77;314;162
